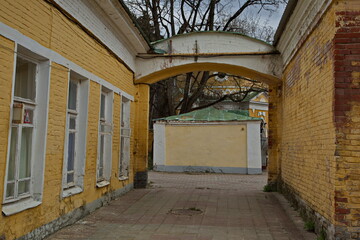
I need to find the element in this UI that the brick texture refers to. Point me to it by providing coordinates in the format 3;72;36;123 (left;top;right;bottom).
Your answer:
277;1;360;239
280;0;336;231
333;2;360;238
0;0;144;239
0;36;15;239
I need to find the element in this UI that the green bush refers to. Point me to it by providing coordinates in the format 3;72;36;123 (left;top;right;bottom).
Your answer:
304;220;315;232
263;184;273;192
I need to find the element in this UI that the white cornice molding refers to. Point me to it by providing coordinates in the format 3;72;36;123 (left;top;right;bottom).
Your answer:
95;0;150;53
0;21;134;101
54;0;150;71
277;0;332;68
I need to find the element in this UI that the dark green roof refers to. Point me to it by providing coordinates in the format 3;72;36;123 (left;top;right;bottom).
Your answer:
155;107;261;122
242;91;261;102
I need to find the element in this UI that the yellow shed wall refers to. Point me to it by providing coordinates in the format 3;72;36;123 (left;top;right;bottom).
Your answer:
165;124;247;168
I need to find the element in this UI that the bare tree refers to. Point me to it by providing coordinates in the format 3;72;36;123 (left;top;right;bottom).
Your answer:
125;0;286;119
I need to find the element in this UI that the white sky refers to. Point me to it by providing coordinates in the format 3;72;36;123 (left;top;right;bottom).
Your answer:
235;1;287;30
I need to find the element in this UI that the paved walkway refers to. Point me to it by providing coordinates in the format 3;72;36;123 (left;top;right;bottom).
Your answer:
47;172;316;240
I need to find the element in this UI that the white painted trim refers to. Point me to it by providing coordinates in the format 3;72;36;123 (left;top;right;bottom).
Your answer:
249;103;269;111
61;72;90;198
155;121;262;126
96;180;110;188
61;70;72;197
94;0;149;53
62;186;83;198
119;176;129;181
31;56;51;202
0;21;134;101
246;122;262;174
277;0;332;68
3;44;18;204
96;87;113;183
119;96;131;179
153;123;166;167
2;198;41;216
3;46;51;208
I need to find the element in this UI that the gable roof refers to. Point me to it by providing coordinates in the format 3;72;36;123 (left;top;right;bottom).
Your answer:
155;107;261;122
242;91;262;102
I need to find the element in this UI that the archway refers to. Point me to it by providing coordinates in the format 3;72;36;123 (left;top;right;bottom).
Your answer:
133;32;283;187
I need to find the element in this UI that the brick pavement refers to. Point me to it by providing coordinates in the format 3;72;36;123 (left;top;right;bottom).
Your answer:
47;172;316;240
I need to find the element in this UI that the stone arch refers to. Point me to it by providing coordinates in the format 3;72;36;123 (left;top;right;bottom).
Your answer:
135;32;282;86
133;32;283;185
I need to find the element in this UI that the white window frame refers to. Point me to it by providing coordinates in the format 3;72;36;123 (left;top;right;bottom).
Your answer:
119;97;131;180
96;87;113;187
2;45;50;216
62;71;89;198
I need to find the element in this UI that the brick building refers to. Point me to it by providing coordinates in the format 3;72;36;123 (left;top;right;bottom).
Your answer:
0;0;359;239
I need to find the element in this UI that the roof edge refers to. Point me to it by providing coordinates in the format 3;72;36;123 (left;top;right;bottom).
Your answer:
273;0;298;46
117;0;153;51
152;31;274;48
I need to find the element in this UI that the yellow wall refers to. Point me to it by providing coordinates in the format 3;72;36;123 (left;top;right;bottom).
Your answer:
165;124;247;168
248;94;269;125
278;1;360;237
280;1;336;224
0;36;16;236
0;0;146;239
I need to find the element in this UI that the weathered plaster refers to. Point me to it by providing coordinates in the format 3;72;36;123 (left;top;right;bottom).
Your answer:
135;32;282;85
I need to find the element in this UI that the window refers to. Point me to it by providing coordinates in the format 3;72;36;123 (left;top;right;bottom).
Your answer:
3;47;50;216
5;57;36;202
97;87;113;186
66;80;78;188
62;72;89;197
119;97;131;179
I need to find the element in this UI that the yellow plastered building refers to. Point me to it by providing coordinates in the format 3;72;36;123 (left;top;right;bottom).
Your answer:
0;0;360;239
153;107;263;174
0;0;150;239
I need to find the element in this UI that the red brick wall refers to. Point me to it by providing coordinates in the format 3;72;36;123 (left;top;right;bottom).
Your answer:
334;9;360;239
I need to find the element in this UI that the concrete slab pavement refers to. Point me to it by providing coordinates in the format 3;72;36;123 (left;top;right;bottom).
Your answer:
46;172;317;240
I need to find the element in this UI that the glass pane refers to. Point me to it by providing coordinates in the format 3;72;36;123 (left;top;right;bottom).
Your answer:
100;93;106;119
68;80;77;110
98;135;104;178
18;179;30;195
121;128;131;137
67;173;74;184
120;140;125;174
14;57;36;100
100;124;111;133
19;127;32;179
120;137;130;176
69;117;76;130
23;108;33;124
121;102;125;127
7;127;17;181
67;132;76;171
6;182;15;198
123;137;130;155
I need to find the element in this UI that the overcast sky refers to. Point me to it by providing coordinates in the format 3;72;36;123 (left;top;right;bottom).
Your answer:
239;1;287;30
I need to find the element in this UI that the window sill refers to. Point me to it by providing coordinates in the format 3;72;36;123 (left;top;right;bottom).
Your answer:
119;176;129;181
2;198;41;216
96;180;110;188
62;186;83;198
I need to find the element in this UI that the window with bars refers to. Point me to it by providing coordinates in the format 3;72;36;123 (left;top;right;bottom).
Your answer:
119;97;131;179
97;88;113;185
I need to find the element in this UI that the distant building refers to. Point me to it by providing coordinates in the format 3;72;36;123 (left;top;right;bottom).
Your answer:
153;107;263;174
